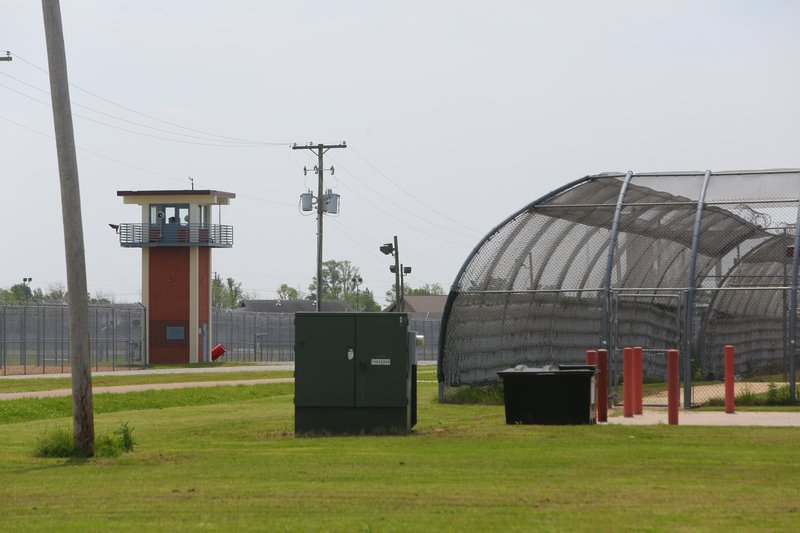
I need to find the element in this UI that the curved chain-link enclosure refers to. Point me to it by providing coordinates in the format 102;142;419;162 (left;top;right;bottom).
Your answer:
439;170;800;405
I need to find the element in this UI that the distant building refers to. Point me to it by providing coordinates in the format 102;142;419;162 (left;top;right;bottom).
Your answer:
383;295;448;319
239;299;351;313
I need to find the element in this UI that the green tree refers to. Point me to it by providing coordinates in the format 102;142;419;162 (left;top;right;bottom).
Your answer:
353;287;381;312
277;283;303;300
306;260;380;311
213;276;245;308
385;282;444;304
0;283;34;303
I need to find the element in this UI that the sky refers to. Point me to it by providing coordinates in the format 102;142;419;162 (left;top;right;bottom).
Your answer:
2;1;800;305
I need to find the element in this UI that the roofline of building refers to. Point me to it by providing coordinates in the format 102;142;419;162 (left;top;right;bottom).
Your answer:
117;190;236;199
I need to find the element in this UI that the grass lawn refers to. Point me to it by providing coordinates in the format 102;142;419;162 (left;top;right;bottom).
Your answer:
1;382;799;531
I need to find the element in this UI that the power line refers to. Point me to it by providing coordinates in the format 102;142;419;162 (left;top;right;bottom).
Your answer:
331;156;480;241
0;71;271;146
0;81;282;148
9;50;290;147
349;146;482;234
332;175;473;248
326;215;462;269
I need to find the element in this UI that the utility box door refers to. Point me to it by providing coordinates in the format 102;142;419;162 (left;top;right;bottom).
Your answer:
295;314;356;407
355;314;409;407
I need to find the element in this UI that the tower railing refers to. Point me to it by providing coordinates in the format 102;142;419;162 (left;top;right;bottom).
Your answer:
118;223;233;247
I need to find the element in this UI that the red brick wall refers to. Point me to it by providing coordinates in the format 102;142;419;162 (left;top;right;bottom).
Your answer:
149;247;190;363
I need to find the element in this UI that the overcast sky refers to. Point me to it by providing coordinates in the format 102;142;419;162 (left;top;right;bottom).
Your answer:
2;1;799;304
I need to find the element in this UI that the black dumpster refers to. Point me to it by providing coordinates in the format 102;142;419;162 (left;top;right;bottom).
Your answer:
497;364;597;425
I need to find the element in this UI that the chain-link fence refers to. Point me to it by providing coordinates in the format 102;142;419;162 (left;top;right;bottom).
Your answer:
212;309;440;363
0;305;439;375
440;171;800;406
0;303;146;375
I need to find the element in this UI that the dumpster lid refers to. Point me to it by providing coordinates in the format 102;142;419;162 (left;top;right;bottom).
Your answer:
497;364;597;376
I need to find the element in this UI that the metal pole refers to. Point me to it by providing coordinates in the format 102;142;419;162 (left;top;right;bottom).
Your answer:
394;235;401;311
42;0;94;456
400;264;406;312
788;200;800;401
684;170;712;409
602;171;633;348
316;145;324;311
601;171;633;400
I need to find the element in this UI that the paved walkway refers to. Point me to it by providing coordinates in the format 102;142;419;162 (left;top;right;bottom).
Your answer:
0;377;295;400
606;408;800;426
0;364;295;380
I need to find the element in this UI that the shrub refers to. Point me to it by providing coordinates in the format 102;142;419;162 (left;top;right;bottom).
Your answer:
34;422;135;459
34;427;76;458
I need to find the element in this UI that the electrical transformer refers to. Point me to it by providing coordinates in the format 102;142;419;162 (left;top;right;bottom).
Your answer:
294;312;418;434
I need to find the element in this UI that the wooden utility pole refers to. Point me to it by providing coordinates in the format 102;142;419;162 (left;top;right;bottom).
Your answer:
292;142;347;311
42;0;94;456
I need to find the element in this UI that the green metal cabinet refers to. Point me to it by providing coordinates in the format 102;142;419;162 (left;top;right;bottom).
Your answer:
294;312;417;434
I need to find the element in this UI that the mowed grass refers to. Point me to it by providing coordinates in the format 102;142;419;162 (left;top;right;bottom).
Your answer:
0;370;293;393
1;383;799;531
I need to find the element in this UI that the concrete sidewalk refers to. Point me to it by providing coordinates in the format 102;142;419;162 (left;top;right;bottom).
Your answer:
0;364;295;380
606;408;800;427
0;377;295;400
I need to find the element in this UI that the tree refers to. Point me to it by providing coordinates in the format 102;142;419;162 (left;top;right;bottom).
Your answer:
35;284;67;303
213;276;245;308
354;288;381;312
385;282;445;304
306;259;380;311
0;283;33;302
277;283;303;301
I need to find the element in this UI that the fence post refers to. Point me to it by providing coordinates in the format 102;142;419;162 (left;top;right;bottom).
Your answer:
667;349;679;425
623;347;634;417
724;344;735;414
634;346;643;415
597;349;608;422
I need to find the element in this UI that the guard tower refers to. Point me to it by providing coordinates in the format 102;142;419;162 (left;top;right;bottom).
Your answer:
116;189;235;364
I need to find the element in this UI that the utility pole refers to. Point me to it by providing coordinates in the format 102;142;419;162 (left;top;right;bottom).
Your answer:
42;0;94;457
292;142;347;311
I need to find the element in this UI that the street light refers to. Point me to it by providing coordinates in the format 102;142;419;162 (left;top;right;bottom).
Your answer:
352;275;362;311
381;236;401;311
389;265;412;311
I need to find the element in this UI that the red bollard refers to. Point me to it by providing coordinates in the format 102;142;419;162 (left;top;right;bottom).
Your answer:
623;347;634;417
724;345;735;414
634;346;643;415
667;349;679;425
597;349;608;422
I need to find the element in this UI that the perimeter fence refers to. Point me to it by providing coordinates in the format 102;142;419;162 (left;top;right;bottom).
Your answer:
212;309;440;363
0;303;146;376
0;304;440;375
